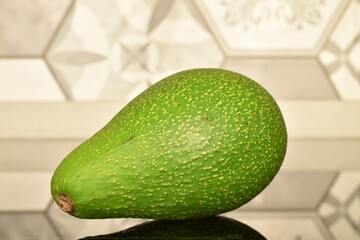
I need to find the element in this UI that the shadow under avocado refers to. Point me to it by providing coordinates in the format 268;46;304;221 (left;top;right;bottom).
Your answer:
79;216;266;240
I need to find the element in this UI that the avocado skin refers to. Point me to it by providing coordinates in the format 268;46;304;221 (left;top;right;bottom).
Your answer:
51;68;287;220
79;216;266;240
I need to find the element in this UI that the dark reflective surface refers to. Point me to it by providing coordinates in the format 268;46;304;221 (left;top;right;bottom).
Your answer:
79;216;266;240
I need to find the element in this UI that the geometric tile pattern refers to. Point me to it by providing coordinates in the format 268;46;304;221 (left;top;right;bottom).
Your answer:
46;0;223;101
318;172;360;240
0;0;360;239
319;0;360;100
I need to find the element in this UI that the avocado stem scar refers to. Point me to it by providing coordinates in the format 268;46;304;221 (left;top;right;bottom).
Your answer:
58;194;74;213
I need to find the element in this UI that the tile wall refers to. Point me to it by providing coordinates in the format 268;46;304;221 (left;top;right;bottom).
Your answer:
0;0;359;239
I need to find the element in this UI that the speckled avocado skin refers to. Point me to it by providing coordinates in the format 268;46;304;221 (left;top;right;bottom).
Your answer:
51;68;287;220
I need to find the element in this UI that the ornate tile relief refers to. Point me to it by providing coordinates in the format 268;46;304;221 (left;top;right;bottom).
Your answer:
46;0;222;101
196;0;348;56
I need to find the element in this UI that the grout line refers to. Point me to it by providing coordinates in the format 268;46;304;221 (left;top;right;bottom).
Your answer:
44;201;66;240
191;0;228;58
41;0;76;57
314;171;339;211
43;58;73;101
0;56;43;59
40;0;77;102
313;212;336;240
313;0;352;57
44;212;65;240
315;53;342;100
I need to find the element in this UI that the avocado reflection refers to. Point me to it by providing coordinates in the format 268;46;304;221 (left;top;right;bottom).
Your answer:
80;216;266;240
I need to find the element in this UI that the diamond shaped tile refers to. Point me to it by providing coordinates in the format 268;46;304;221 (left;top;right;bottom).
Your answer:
196;0;348;56
46;0;223;101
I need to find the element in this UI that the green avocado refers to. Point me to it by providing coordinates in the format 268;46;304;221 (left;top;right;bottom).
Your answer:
79;216;266;240
51;68;287;220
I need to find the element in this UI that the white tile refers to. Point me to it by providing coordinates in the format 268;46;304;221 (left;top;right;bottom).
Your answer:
347;192;360;228
243;172;336;210
331;217;360;240
2;101;360;143
0;103;122;139
222;58;338;100
330;0;360;51
319;50;337;66
0;0;72;56
318;171;360;240
0;213;61;240
0;172;52;211
349;39;360;73
318;202;337;218
331;65;360;99
283;138;360;171
0;139;82;171
330;172;360;203
0;59;65;101
279;101;360;139
47;0;222;101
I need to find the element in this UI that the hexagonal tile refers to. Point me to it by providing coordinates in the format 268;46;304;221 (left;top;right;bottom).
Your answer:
46;0;223;101
0;0;73;56
196;0;348;56
318;0;360;100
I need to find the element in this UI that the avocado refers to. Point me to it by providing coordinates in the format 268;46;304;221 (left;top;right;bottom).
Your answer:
51;68;287;220
79;216;266;240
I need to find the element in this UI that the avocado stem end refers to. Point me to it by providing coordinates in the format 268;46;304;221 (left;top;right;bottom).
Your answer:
58;194;74;213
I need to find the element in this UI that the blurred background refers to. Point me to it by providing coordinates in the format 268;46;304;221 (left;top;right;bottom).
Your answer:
0;0;359;239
